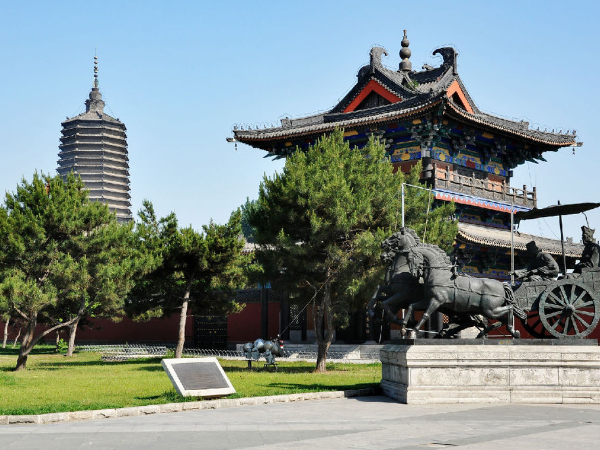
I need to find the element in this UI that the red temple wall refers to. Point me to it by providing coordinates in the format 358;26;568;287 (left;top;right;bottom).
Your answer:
227;303;281;344
74;315;191;343
0;316;191;345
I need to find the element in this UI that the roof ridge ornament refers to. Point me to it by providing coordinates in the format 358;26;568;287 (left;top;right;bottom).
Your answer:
370;47;388;73
433;47;458;75
399;30;412;72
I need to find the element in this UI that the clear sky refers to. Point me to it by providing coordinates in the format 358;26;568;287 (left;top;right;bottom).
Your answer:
1;0;598;242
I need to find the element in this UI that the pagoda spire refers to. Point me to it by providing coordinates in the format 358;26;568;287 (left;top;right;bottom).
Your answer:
399;30;412;72
85;54;105;113
94;54;99;88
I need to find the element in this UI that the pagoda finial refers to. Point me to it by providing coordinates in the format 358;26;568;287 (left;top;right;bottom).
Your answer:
85;52;105;113
399;30;412;72
93;53;99;88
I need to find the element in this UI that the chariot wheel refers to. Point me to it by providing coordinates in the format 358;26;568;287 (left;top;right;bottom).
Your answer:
538;281;600;338
520;309;554;339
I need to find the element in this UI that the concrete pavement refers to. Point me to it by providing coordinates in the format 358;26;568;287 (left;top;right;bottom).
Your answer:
1;396;599;449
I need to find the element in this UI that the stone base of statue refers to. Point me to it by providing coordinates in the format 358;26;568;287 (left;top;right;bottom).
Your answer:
380;339;600;404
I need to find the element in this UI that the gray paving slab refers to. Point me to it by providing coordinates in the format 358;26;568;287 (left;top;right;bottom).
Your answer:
1;397;600;449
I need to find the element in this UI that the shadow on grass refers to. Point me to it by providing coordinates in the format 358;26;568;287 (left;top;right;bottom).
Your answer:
221;365;316;374
1;354;167;372
135;365;165;372
0;346;58;357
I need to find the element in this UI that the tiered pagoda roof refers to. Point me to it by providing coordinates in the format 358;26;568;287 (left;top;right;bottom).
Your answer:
233;45;578;155
57;57;132;222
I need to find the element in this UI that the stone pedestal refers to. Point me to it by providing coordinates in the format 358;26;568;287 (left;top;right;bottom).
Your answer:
380;339;600;404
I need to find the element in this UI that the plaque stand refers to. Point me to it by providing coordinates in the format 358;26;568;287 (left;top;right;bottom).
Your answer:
162;357;236;398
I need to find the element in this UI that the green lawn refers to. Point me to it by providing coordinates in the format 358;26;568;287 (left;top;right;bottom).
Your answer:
0;346;381;415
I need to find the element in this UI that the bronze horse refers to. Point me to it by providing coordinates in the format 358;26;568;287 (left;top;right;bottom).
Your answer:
367;228;424;332
406;236;525;339
367;228;488;338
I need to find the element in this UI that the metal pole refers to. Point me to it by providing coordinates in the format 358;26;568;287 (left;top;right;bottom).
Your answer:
510;203;515;332
401;182;433;229
558;200;567;276
510;204;515;287
401;183;405;228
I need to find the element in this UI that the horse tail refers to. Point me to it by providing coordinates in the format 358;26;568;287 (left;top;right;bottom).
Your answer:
503;283;527;320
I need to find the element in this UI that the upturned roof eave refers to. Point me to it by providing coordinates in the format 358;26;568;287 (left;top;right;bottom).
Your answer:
233;97;446;144
445;102;578;148
234;98;577;148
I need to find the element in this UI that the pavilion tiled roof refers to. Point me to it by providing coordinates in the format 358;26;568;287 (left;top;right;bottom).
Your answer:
233;44;578;148
457;222;583;258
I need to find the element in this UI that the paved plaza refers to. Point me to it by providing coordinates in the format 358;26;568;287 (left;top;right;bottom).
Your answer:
1;396;599;449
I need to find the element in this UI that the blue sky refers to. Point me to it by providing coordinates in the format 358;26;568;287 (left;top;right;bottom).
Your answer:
1;0;598;242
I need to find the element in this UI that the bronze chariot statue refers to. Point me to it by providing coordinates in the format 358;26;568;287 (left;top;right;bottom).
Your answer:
369;227;600;339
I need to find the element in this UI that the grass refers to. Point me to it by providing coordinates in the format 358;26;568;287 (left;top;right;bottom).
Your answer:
0;346;381;416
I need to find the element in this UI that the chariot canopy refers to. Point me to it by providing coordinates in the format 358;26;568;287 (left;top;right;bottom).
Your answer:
511;202;600;284
515;202;600;220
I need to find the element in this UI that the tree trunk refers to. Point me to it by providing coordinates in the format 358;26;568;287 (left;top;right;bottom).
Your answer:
14;312;79;370
15;314;37;371
175;299;189;358
314;282;334;373
2;319;9;349
12;325;21;348
175;274;194;359
66;317;80;357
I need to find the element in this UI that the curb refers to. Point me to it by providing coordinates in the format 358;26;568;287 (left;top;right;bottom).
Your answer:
0;387;378;426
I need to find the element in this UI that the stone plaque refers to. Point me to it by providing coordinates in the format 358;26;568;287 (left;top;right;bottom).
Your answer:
161;357;236;398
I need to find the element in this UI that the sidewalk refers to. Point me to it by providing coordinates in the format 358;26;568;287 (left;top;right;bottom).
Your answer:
1;395;599;449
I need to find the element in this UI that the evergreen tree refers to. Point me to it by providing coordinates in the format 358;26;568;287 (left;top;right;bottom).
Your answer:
127;202;246;358
0;173;144;370
248;130;456;372
240;198;258;243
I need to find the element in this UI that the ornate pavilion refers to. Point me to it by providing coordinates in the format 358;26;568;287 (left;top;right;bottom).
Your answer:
232;32;583;280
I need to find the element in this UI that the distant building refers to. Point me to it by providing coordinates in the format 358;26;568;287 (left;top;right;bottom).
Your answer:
57;56;132;222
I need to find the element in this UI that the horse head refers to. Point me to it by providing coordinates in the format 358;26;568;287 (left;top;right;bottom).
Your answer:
380;228;421;279
380;228;419;257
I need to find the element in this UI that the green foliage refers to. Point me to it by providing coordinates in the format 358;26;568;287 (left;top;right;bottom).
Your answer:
401;161;457;253
55;338;68;353
240;198;259;243
0;172;147;370
248;130;456;362
127;202;247;330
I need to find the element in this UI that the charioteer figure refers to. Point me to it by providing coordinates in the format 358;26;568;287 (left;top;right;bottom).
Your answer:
574;226;600;273
512;240;559;282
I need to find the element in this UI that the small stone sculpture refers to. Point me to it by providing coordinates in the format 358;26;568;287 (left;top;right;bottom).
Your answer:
242;338;284;368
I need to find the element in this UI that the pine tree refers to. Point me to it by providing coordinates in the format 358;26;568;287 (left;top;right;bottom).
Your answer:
127;202;247;358
0;173;144;370
248;130;456;372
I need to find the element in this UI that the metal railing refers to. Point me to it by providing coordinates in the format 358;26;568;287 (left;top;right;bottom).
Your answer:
77;344;381;362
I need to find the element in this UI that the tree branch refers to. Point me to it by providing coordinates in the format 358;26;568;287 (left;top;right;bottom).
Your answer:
12;305;27;320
